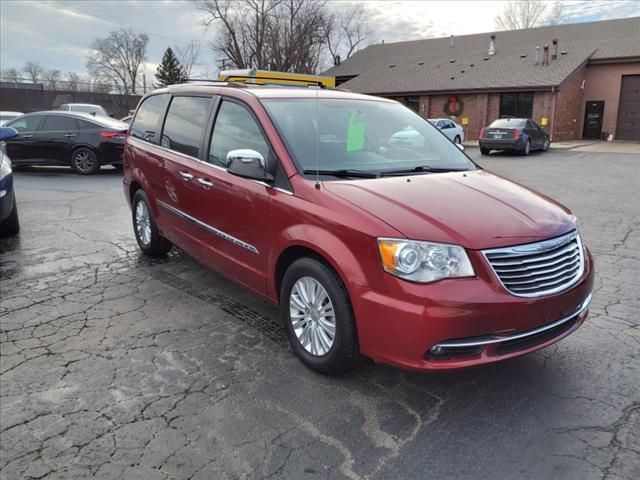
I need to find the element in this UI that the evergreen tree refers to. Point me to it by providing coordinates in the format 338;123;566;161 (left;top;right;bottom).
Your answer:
155;47;187;87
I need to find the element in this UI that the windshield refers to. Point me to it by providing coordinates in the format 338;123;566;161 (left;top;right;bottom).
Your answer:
72;105;107;115
490;119;526;128
262;98;475;176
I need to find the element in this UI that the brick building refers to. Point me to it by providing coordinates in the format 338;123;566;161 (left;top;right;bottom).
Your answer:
324;17;640;141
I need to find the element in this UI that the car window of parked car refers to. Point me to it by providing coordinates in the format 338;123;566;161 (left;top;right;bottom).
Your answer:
42;115;78;131
160;96;211;158
76;119;99;129
130;94;170;144
7;115;44;132
208;100;270;168
490;119;526;128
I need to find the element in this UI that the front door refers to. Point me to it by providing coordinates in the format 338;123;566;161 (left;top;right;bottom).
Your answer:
189;98;273;295
583;101;604;140
4;114;45;163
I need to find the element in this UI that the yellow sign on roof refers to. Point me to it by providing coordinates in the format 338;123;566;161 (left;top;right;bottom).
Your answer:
218;69;335;89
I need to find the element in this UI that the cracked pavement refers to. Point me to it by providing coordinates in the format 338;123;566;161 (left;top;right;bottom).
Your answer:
1;149;638;479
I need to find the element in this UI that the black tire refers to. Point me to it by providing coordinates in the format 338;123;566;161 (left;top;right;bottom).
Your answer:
521;139;531;156
131;190;172;257
542;137;550;152
280;257;360;375
0;197;20;237
454;135;461;144
480;147;490;155
70;147;100;175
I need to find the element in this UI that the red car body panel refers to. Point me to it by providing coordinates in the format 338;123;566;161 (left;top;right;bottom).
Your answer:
123;85;594;371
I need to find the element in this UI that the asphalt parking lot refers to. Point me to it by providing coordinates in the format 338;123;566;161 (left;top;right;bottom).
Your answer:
1;148;639;480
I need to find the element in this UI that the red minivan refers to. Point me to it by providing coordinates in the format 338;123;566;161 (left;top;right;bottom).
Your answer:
123;83;594;374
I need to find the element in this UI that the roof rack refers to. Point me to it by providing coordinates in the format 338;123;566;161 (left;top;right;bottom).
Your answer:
218;69;336;89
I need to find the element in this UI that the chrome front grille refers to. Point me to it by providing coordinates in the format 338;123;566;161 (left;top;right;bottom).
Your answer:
483;230;584;297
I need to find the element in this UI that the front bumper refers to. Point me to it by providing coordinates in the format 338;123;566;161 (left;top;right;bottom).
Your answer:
479;137;525;151
351;248;595;371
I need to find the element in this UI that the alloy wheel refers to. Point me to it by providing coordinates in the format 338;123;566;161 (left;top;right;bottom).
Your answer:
289;276;336;356
73;150;95;173
135;201;152;247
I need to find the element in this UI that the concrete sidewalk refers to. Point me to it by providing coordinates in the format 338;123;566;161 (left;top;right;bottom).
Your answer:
463;139;640;154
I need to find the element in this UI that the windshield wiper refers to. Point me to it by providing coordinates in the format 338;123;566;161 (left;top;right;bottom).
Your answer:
380;165;469;177
302;169;378;179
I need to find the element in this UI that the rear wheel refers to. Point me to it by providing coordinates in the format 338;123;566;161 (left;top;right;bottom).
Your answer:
480;147;490;155
521;139;531;156
71;147;100;175
0;197;20;237
281;257;359;375
132;190;172;256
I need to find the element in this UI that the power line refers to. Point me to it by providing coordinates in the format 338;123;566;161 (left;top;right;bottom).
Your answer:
52;0;208;48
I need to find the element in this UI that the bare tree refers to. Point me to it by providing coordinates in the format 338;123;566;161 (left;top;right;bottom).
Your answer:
1;67;20;82
43;69;62;90
543;1;569;26
325;3;372;65
196;0;331;73
23;61;44;83
175;39;202;78
86;28;149;94
495;0;548;30
64;72;82;91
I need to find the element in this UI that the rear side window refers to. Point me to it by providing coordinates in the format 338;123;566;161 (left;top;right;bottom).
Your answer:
208;100;269;167
7;115;44;131
131;94;170;144
42;115;78;131
77;119;99;129
161;96;211;158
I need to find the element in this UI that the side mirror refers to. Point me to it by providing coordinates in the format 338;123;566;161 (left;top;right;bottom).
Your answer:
456;143;464;151
0;127;19;141
226;149;273;181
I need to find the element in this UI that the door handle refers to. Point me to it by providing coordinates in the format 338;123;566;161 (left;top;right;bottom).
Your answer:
178;171;193;181
21;134;33;139
65;133;76;138
196;178;214;189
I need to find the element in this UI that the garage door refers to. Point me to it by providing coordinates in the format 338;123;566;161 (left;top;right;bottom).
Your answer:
616;75;640;140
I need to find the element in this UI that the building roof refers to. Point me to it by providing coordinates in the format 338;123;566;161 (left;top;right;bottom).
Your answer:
324;17;640;95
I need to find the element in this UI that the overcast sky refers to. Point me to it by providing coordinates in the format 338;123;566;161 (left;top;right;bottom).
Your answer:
1;0;639;84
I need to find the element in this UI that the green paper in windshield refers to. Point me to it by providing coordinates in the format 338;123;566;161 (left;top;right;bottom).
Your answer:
346;111;365;152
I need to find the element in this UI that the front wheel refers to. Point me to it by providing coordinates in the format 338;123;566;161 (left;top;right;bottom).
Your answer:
281;258;359;375
521;139;531;156
70;147;100;175
454;135;461;144
131;190;172;257
542;137;550;152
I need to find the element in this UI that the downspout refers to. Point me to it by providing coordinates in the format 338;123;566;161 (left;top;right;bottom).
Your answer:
550;86;557;142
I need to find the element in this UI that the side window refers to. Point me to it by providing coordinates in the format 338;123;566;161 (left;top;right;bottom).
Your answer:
443;121;453;129
130;94;170;144
208;100;269;167
42;115;78;131
161;96;211;157
435;120;444;129
7;115;43;132
77;119;98;129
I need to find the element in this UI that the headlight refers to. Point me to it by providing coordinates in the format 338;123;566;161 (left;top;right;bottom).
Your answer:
377;238;474;283
0;155;11;181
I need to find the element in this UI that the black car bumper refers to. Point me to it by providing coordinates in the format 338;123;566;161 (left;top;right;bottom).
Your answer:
98;142;125;165
479;137;526;151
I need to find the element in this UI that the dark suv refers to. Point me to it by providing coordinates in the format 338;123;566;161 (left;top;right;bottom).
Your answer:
123;83;593;374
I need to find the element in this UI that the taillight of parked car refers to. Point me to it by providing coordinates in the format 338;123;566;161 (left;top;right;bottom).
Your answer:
480;128;485;138
100;131;127;139
513;128;520;139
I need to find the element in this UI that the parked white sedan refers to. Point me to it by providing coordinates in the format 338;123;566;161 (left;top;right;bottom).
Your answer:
429;118;464;144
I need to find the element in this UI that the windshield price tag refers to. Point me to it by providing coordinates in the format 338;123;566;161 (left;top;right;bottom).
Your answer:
347;111;366;152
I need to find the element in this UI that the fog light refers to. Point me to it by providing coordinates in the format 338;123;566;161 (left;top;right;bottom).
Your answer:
430;345;443;354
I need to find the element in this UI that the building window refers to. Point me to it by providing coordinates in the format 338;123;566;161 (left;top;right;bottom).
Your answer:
393;96;420;112
500;92;534;118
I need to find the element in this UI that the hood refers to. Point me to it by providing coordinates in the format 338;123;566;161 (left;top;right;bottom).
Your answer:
324;170;575;250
